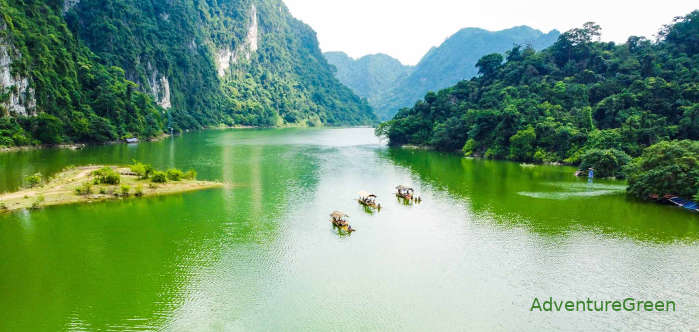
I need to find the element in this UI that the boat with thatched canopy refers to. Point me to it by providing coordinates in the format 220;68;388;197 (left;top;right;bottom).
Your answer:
330;211;349;227
358;191;381;209
396;185;421;202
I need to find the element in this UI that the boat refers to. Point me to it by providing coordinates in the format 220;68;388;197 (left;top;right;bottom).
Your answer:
667;196;699;213
330;211;350;227
358;191;381;209
396;185;421;202
329;211;356;233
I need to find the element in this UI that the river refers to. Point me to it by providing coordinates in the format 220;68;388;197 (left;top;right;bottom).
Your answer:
0;128;697;331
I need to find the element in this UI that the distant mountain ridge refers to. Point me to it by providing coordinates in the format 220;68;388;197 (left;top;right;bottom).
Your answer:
325;52;413;108
325;26;560;119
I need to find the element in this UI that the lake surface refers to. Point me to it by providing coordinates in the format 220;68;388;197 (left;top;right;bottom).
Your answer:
0;128;697;331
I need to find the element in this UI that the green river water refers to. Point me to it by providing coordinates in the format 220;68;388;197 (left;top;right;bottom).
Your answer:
0;128;697;331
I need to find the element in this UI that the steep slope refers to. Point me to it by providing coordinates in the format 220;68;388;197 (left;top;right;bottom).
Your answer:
0;0;374;147
324;51;413;107
1;0;163;145
67;0;375;128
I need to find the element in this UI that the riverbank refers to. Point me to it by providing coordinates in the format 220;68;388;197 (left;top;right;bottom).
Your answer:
0;134;172;153
0;165;223;213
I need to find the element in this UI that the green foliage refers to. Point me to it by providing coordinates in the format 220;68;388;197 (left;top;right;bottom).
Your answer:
134;185;144;197
120;185;131;197
183;169;197;180
75;182;93;196
0;0;374;147
578;149;631;179
130;161;153;179
509;127;536;161
31;195;45;209
0;0;164;145
382;12;699;180
150;171;167;183
93;167;120;185
24;173;42;188
625;140;699;199
166;168;184;181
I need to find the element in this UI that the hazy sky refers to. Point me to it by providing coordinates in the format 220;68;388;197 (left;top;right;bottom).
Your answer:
284;0;697;65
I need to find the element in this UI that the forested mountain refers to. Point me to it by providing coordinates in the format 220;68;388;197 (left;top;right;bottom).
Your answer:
324;51;413;109
0;0;374;146
379;11;699;194
327;26;559;120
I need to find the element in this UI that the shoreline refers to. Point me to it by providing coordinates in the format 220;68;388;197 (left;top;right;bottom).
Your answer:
0;165;223;213
0;125;377;153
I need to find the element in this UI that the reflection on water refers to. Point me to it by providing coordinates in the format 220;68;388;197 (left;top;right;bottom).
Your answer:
0;128;697;331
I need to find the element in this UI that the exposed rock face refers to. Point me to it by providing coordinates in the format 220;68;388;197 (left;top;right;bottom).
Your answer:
146;62;171;109
1;28;35;117
215;47;235;78
63;0;80;13
214;4;259;78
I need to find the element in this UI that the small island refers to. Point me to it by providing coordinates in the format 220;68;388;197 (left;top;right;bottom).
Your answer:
0;164;223;213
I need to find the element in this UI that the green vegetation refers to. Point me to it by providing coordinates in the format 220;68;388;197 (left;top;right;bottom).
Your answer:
183;169;197;180
130;161;154;180
625;140;699;199
380;11;699;197
166;168;184;181
0;0;163;145
75;182;93;196
0;0;374;147
120;185;131;197
24;173;42;188
93;167;121;185
578;149;631;179
151;171;167;184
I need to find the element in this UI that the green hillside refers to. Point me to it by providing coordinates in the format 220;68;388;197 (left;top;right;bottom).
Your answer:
0;0;375;146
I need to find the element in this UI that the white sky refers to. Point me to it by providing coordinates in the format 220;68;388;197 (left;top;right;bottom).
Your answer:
283;0;697;65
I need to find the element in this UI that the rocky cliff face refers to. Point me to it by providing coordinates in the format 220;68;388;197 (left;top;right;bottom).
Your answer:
215;4;259;78
0;24;35;117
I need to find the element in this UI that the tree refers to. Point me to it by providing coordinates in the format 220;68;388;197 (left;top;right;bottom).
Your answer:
509;127;536;161
625;140;699;199
476;53;504;77
578;149;631;178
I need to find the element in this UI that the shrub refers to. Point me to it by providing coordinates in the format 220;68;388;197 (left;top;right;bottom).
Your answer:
130;161;153;179
166;168;184;181
120;185;131;197
626;140;699;199
134;185;144;197
183;169;197;180
24;173;42;188
75;182;93;195
93;167;120;185
31;195;45;209
578;149;631;179
151;171;167;183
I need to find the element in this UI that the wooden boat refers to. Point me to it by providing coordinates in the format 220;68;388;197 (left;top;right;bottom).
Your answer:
396;185;421;202
358;191;381;209
330;211;349;227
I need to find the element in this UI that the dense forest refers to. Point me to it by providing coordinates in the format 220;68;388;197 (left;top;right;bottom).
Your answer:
327;26;559;120
0;0;374;147
378;11;699;199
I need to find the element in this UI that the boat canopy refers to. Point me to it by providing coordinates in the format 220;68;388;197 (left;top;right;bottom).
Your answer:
396;185;414;191
358;191;376;198
330;211;348;219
